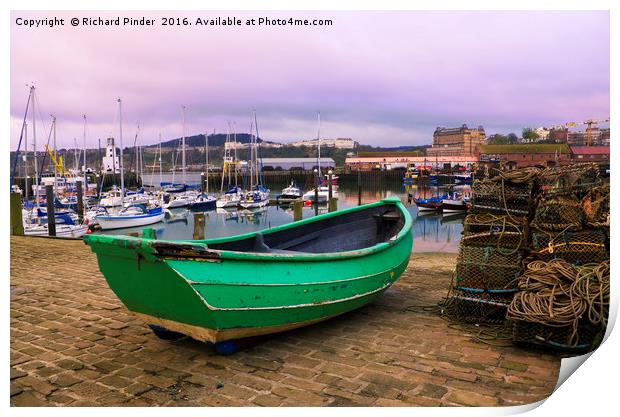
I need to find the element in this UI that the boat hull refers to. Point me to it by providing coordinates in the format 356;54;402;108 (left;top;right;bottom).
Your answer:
85;199;413;343
188;200;217;210
96;212;165;230
441;200;468;213
24;224;89;238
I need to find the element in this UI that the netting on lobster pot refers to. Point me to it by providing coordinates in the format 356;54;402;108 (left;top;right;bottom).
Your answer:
443;288;514;324
511;321;603;352
454;246;524;291
538;163;602;199
462;213;528;249
582;184;610;228
471;179;534;216
531;195;584;231
531;228;609;265
507;259;609;353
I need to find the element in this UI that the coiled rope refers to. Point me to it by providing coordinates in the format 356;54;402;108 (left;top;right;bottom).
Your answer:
507;259;609;346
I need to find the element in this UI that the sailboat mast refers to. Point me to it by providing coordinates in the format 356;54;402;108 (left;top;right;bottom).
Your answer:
205;131;209;193
73;138;78;171
158;135;162;187
32;86;40;212
83;115;88;193
117;99;125;207
135;124;140;180
253;110;262;186
24;121;29;201
249;118;255;188
233;122;238;187
182;106;186;185
52;116;57;192
317;112;321;179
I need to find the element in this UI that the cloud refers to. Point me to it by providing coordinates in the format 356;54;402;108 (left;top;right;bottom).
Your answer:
10;10;609;149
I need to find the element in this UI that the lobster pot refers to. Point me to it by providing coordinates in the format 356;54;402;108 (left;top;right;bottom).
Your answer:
462;214;528;249
511;320;603;353
538;163;601;199
471;179;534;216
531;229;609;265
454;246;523;291
582;184;610;228
443;288;513;324
530;195;584;232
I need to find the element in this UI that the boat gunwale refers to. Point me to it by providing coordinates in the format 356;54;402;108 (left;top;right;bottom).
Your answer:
85;197;413;262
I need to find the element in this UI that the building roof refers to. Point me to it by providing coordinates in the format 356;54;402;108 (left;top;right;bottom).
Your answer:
357;151;424;157
570;146;610;155
260;158;335;164
434;124;485;136
479;144;570;154
345;156;478;164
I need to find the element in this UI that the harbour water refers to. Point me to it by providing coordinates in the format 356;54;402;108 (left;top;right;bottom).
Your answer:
96;172;468;253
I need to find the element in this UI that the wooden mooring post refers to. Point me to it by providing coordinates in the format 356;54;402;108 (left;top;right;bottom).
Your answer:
328;197;338;213
328;171;333;200
45;185;56;237
193;212;205;240
76;181;84;223
10;192;24;236
357;170;362;206
293;200;303;221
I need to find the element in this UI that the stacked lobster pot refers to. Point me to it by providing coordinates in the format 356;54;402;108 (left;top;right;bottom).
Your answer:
508;163;610;351
529;163;608;267
444;168;539;323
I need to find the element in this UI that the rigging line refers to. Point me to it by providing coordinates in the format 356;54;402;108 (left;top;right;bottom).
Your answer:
10;89;32;187
37;114;55;180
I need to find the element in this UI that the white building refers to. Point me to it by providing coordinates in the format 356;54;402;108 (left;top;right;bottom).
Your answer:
287;138;357;149
260;158;335;170
102;137;120;173
533;127;550;141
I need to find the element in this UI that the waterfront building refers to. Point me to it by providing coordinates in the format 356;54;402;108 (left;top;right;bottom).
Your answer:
426;124;486;157
260;157;336;171
477;144;572;169
345;153;477;171
102;137;120;173
570;146;610;163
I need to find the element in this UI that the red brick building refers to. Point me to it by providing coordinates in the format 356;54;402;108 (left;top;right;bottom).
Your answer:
570;146;610;163
477;144;572;169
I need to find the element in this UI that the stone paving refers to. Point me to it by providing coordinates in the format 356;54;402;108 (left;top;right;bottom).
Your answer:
10;236;561;406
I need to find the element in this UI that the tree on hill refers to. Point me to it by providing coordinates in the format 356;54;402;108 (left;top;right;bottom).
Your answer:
522;128;540;141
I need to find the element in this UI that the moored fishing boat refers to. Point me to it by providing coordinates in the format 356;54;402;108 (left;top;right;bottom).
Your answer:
276;181;303;203
413;193;447;212
440;191;470;213
84;197;413;351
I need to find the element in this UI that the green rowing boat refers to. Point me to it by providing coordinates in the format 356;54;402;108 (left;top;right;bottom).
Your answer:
84;197;413;349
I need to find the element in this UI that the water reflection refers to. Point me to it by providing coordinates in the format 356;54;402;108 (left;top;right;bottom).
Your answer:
98;175;467;253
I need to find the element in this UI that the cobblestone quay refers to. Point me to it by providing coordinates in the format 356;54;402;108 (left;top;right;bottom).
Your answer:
10;236;560;406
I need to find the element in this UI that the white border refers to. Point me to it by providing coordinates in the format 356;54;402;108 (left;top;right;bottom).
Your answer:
4;1;616;416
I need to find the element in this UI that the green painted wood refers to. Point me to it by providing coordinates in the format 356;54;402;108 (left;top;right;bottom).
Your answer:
84;198;413;338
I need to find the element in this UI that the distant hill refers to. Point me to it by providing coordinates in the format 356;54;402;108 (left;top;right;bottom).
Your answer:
152;133;263;148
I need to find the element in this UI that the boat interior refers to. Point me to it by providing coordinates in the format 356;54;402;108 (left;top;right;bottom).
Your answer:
205;204;406;254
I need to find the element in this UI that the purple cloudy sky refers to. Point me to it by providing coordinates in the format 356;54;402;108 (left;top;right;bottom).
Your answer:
10;10;609;150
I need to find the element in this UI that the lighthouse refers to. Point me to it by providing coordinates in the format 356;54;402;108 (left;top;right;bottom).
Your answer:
102;137;120;173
